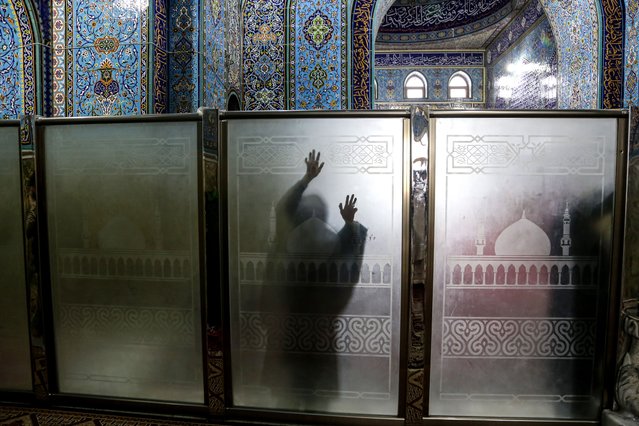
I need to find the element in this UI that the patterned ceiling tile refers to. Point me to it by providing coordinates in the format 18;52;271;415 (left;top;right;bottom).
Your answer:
351;0;375;109
486;0;545;65
377;0;512;43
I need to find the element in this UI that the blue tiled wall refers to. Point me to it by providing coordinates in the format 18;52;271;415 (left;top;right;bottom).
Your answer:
50;0;163;116
485;0;558;110
0;0;37;118
373;52;484;107
202;0;226;110
625;0;639;107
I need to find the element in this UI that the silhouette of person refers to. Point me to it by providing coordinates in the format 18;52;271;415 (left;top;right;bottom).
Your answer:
259;149;367;412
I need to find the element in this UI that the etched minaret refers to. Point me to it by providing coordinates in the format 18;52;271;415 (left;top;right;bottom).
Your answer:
475;221;486;256
81;213;90;248
267;201;277;248
561;201;572;256
152;201;162;249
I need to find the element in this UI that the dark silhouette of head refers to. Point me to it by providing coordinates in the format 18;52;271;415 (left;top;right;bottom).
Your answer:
293;194;327;224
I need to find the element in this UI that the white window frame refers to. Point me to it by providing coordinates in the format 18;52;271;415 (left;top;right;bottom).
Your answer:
448;71;472;99
404;71;427;99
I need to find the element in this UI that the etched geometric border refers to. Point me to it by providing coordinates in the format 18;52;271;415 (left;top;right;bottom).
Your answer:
240;312;391;355
446;135;605;175
237;135;395;174
442;317;596;359
439;393;591;403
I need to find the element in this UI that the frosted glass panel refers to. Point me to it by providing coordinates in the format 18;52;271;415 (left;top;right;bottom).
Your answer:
429;117;618;418
0;125;32;391
44;122;203;403
227;117;405;415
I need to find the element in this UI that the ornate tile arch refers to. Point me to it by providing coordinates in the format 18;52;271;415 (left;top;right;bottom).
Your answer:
242;0;286;110
289;0;346;109
350;0;375;109
352;0;616;110
0;0;37;118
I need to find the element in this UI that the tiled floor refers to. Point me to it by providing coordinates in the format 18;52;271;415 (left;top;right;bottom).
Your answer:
0;405;217;425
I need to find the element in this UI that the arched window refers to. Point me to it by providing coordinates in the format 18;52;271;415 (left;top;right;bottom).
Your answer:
227;92;241;111
404;71;427;99
448;71;471;99
374;78;379;100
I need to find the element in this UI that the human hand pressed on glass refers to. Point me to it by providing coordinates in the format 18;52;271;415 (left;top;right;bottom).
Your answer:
303;149;324;184
339;194;358;224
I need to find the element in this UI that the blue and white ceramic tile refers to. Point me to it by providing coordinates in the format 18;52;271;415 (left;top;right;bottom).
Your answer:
202;0;225;109
242;0;286;110
487;17;558;109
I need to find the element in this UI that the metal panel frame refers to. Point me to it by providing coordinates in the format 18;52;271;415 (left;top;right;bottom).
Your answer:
28;113;210;417
0;119;35;402
218;110;412;424
423;109;629;424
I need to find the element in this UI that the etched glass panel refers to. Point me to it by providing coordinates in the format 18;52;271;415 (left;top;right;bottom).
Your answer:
44;122;203;403
429;116;618;418
0;125;32;391
226;117;405;415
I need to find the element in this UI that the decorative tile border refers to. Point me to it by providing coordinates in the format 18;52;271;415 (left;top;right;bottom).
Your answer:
169;0;200;113
375;52;484;67
351;0;375;109
600;0;624;108
289;0;347;109
242;0;286;110
0;0;36;118
226;0;241;92
377;0;512;43
625;0;638;107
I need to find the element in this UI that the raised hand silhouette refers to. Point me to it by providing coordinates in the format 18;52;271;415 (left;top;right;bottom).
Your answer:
339;194;358;224
303;149;324;184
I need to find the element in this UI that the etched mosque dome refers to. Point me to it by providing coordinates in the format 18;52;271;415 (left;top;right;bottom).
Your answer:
494;211;551;256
